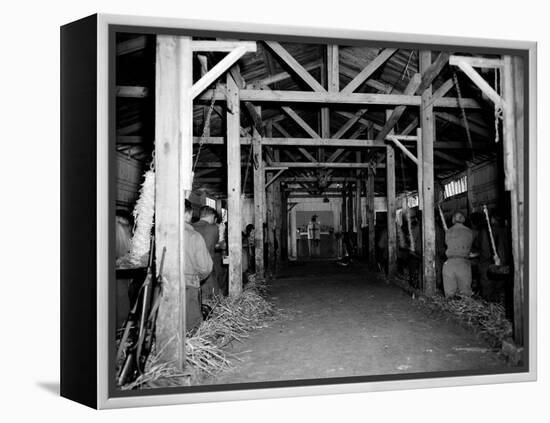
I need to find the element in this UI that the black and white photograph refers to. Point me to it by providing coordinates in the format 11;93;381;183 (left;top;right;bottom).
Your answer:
5;0;549;419
110;24;531;395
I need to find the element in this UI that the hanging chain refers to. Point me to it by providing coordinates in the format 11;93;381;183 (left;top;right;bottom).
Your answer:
192;82;220;175
452;71;475;162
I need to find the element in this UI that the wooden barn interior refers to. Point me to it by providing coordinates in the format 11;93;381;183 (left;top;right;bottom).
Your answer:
114;33;526;386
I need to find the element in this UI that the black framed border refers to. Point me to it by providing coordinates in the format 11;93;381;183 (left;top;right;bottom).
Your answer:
60;13;537;409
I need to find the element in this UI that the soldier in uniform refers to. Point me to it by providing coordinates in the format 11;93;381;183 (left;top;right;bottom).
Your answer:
443;211;474;297
193;206;220;300
184;200;213;330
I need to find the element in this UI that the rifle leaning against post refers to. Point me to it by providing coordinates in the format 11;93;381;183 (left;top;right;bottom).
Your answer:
117;237;158;386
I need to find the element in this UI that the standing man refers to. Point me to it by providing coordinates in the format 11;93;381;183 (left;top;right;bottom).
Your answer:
184;200;213;330
193;206;220;299
307;215;321;257
443;211;474;297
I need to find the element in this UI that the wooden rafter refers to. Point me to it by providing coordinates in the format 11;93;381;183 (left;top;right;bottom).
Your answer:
265;168;288;188
253;60;323;87
436;112;489;137
190;46;253;99
332;109;368;139
274;109;318;162
116;85;148;98
452;59;504;108
264;41;326;92
376;73;422;141
117;36;147;55
228;66;265;136
399;76;489;137
434;150;464;166
387;136;418;165
341;48;397;94
281;107;320;138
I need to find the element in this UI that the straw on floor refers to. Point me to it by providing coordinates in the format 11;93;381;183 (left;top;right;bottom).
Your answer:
121;274;274;389
417;294;513;347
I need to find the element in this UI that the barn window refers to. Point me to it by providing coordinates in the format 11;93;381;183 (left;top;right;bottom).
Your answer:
444;175;468;199
205;197;216;209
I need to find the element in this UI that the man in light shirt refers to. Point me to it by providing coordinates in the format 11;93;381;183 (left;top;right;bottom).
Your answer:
443;211;474;297
307;215;321;257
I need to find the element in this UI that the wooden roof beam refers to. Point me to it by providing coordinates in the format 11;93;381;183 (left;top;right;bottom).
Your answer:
281;106;320;138
228;65;265;136
197;88;481;108
271;162;382;169
117;36;147;56
341;48;397;94
190;136;491;150
264;41;326;92
191;40;257;52
436;112;490;137
190;45;252;99
375;52;451;143
434;150;465;166
251;60;323;87
376;73;422;141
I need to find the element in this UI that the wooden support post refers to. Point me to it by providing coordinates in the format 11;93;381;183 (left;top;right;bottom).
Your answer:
356;151;363;257
273;178;282;267
341;186;347;234
226;72;242;296
266;122;280;274
416;128;423;211
253;132;265;277
386;110;397;276
290;202;297;259
386;144;397;276
320;45;339;161
154;36;191;370
281;189;289;260
347;183;354;242
420;50;437;297
503;55;525;346
512;56;525;348
367;166;376;267
266;170;275;275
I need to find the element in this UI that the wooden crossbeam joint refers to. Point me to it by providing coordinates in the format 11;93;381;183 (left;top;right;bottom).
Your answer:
190;46;251;100
265;168;287;189
387;135;419;165
451;60;505;109
191;40;257;52
264;41;326;93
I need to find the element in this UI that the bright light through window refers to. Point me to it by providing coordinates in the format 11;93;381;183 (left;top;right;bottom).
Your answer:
205;197;216;209
444;175;468;199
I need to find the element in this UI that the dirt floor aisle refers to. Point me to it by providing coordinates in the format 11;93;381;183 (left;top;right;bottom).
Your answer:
204;261;508;385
